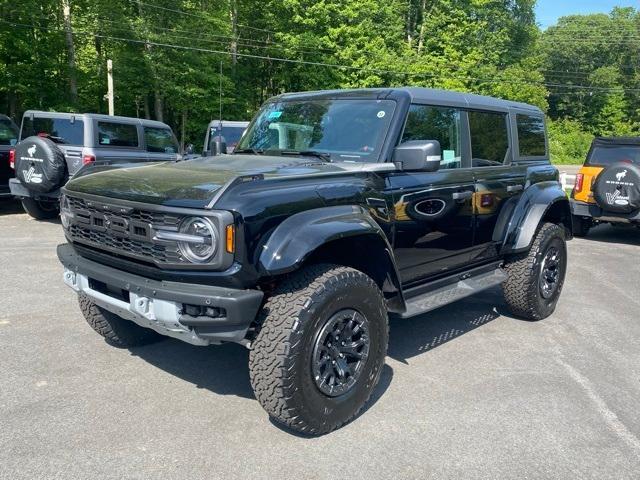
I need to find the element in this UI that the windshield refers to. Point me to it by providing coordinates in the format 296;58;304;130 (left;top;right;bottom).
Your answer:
237;99;396;162
210;125;246;152
21;117;84;145
0;119;18;146
588;146;640;166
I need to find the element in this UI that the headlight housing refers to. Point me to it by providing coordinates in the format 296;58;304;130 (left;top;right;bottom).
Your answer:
60;195;72;228
177;216;218;263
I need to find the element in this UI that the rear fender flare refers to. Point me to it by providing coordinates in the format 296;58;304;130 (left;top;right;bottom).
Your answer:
500;181;572;254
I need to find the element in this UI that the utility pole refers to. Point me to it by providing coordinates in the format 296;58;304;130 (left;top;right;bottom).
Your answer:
106;59;114;116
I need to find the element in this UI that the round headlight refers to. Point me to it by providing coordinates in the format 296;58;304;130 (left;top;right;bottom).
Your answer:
60;195;72;228
178;217;217;263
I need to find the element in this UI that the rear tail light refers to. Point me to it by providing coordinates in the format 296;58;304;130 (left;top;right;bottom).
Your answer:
9;149;15;169
82;154;95;165
574;173;584;194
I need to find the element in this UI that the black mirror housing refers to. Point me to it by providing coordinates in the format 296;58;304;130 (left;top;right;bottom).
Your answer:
208;135;228;156
393;140;442;172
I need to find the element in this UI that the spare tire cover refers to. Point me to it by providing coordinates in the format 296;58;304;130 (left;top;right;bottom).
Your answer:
593;162;640;213
14;136;66;193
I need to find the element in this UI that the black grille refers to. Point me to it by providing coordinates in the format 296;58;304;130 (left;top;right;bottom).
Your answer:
65;195;184;264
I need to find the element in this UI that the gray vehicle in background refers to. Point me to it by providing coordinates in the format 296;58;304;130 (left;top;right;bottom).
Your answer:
0;114;19;198
9;110;180;219
203;120;249;156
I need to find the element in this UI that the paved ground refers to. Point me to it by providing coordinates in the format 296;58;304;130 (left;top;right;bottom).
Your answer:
1;198;639;480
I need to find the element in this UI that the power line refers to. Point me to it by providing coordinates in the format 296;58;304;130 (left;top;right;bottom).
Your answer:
3;18;639;96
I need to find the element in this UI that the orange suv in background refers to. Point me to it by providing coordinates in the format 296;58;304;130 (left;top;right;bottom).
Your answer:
570;137;640;236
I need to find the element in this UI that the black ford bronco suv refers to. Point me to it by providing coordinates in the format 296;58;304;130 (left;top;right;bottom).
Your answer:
57;88;572;435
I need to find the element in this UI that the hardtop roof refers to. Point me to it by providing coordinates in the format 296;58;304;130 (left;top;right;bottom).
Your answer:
270;87;544;115
592;137;640;147
207;120;250;128
22;110;171;129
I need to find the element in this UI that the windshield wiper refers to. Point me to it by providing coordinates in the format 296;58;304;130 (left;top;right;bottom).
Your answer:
234;148;264;155
279;150;332;162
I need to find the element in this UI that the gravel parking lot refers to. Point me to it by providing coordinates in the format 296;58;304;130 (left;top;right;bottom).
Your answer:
1;198;639;480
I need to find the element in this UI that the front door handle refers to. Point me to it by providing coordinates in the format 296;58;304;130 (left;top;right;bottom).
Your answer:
507;184;524;193
452;191;473;200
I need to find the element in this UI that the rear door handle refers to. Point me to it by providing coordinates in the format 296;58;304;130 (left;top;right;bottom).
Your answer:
507;184;524;193
452;191;473;200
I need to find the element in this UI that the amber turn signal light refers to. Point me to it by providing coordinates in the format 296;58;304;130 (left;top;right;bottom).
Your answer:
225;225;235;253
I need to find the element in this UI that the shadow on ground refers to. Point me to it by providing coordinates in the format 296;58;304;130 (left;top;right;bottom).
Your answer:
126;286;509;429
388;286;506;363
582;223;640;247
0;198;23;216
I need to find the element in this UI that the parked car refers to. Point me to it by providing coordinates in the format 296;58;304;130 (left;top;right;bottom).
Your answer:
571;137;640;236
56;88;571;435
9;111;181;219
202;120;249;156
0;114;19;198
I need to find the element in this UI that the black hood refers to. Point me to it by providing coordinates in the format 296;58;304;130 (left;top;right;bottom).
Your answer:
64;154;354;208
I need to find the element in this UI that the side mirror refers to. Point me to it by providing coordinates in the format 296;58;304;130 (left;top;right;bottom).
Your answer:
393;140;442;172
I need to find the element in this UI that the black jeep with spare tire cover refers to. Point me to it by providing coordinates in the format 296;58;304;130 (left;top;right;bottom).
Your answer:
56;88;572;435
9;110;180;219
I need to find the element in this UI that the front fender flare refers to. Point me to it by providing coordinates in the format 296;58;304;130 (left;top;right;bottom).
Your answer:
259;205;394;274
501;181;571;254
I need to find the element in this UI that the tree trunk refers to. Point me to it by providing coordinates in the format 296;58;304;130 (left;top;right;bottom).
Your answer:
229;0;238;65
417;0;427;54
61;0;78;105
181;110;187;151
154;88;163;122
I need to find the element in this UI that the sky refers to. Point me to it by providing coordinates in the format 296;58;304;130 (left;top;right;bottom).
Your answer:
535;0;638;28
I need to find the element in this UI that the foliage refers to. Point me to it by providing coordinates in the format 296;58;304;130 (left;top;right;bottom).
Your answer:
547;118;593;165
0;1;637;156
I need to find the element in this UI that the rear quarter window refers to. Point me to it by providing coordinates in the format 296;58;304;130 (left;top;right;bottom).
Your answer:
97;122;139;147
516;115;546;157
21;117;84;145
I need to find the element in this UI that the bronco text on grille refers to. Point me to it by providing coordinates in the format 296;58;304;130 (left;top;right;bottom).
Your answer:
61;194;235;268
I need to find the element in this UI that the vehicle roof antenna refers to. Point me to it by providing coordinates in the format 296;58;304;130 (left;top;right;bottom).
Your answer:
219;60;223;129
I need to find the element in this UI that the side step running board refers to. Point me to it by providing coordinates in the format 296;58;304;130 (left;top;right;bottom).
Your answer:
399;268;508;319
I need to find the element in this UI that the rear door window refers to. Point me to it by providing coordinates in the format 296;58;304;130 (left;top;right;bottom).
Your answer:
144;127;179;153
0;119;18;146
21;117;84;145
587;146;640;166
516;115;546;157
468;111;510;167
97;122;139;147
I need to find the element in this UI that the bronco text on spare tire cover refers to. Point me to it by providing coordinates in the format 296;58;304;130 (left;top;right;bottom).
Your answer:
593;162;640;213
14;136;66;193
55;87;572;435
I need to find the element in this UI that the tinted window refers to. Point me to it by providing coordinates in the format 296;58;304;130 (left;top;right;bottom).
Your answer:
0;119;18;146
469;111;509;167
517;115;546;157
210;125;246;152
588;146;640;166
237;99;396;162
144;127;178;153
22;117;84;145
97;122;139;147
401;105;463;169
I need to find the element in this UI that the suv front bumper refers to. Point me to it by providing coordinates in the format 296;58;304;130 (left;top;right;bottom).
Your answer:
57;243;264;345
571;199;640;224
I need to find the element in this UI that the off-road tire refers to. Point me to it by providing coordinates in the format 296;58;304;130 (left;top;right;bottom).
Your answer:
502;223;567;321
78;294;163;348
249;264;388;435
21;197;59;220
572;215;591;237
